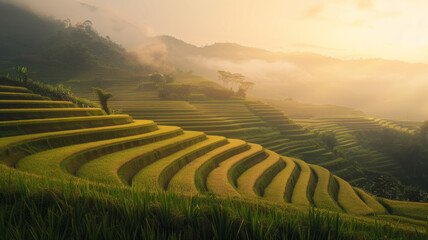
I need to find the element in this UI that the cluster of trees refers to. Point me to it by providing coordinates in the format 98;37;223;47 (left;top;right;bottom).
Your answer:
355;125;428;196
147;73;191;100
217;71;254;97
147;72;237;100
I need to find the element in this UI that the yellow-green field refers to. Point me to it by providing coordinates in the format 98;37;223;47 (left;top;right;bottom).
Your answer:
0;81;427;239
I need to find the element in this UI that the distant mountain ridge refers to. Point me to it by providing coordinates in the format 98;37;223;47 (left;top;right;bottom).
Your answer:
145;35;428;121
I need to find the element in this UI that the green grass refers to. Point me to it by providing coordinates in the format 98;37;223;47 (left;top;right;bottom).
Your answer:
380;199;428;221
206;144;264;198
0;92;50;100
236;150;282;198
1;164;426;239
132;135;227;190
0;115;134;137
0;85;32;93
252;152;286;197
310;165;342;212
0;120;157;166
168;139;248;195
0;108;104;121
77;131;206;185
334;176;374;216
353;187;388;214
16;126;182;181
263;157;300;203
0;100;76;109
291;159;316;206
0;81;427;238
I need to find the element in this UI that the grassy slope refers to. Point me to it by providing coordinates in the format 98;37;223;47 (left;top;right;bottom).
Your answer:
0;81;427;239
1;164;427;240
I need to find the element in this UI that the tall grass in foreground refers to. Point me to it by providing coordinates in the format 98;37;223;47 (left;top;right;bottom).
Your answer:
0;166;426;239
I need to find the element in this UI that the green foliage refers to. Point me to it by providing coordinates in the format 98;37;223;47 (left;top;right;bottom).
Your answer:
92;88;112;115
14;66;28;83
319;131;338;151
0;166;425;240
0;76;97;107
355;129;428;193
0;2;145;83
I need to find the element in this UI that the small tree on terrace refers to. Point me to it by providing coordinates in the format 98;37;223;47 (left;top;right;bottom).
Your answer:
236;81;255;97
218;70;232;88
320;131;337;151
93;88;112;115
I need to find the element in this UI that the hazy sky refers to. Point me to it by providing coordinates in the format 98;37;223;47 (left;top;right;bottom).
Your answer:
8;0;428;63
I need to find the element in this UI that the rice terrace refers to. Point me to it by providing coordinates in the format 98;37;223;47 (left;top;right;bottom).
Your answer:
0;1;427;239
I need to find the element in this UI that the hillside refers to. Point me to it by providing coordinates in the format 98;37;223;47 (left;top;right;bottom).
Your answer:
0;1;148;84
2;2;425;202
0;77;427;239
297;117;428;199
144;35;428;121
74;73;428;201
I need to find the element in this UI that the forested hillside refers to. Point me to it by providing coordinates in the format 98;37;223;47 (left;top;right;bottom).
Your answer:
0;2;147;84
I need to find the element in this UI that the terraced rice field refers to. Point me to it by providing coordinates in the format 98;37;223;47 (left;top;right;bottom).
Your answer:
368;117;416;134
297;118;402;176
107;96;363;183
1;83;426;220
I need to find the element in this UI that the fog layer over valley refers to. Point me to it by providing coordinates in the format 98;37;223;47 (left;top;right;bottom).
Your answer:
3;0;428;120
141;36;428;121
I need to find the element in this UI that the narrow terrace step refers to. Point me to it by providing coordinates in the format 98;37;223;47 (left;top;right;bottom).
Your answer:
0;92;49;100
0;108;104;121
0;100;76;109
16;126;182;179
291;159;316;206
334;176;374;215
353;188;387;214
0;120;157;166
132;135;228;190
263;157;299;203
168;139;249;195
237;150;284;198
0;85;32;93
310;165;342;212
77;131;206;185
0;115;133;137
206;144;265;198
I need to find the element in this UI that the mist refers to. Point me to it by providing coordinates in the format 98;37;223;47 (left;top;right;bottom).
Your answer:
3;0;428;120
2;0;152;49
155;40;428;120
